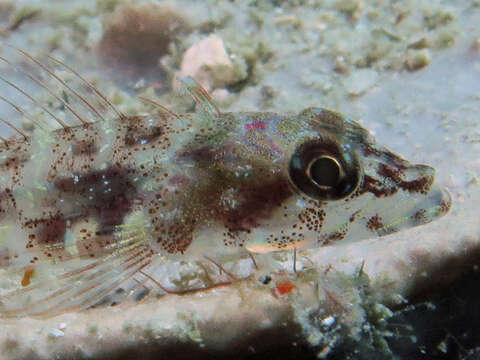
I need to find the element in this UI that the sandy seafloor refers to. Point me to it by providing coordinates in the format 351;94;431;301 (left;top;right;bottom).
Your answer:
0;0;479;359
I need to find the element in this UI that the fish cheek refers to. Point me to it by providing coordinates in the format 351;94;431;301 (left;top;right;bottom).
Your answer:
215;177;294;236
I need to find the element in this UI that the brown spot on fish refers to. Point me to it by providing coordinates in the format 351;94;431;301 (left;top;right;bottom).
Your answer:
349;209;362;223
367;214;384;232
124;117;165;147
179;171;293;243
219;179;294;232
177;144;226;165
377;163;404;180
378;164;433;194
322;229;347;245
399;175;433;194
439;199;451;213
53;167;137;228
298;207;325;233
155;222;193;254
362;144;382;157
72;139;99;156
0;189;16;217
24;213;67;247
0;155;23;169
413;209;428;225
361;175;398;198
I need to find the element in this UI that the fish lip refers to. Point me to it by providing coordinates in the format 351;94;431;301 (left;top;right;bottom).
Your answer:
414;164;435;178
437;186;452;215
387;184;452;234
361;182;452;238
406;183;452;219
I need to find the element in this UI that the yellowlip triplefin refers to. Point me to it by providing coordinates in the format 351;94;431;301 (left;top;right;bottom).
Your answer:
0;48;451;317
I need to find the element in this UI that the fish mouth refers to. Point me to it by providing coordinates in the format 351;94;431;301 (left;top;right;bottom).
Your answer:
425;185;452;215
413;183;452;221
358;156;452;230
373;183;452;237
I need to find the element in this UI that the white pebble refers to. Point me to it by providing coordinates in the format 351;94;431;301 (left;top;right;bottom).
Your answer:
321;316;335;327
49;329;65;338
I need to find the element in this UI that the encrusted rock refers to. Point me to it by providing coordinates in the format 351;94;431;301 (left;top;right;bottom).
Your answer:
177;35;247;91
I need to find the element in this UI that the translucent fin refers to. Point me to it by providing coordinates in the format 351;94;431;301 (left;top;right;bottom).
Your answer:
0;46;123;137
0;55;89;125
177;76;220;120
0;114;28;140
0;71;68;129
0;93;48;133
138;96;180;119
0;222;153;318
44;52;125;120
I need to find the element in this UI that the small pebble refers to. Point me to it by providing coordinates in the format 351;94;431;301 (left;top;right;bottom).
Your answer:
405;49;431;71
178;35;247;91
472;37;480;52
48;329;65;339
321;316;335;328
408;38;429;50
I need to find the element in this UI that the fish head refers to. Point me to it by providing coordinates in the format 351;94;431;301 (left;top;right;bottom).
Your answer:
182;107;451;254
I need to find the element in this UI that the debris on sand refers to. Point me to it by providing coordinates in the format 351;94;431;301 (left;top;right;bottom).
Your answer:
97;3;191;78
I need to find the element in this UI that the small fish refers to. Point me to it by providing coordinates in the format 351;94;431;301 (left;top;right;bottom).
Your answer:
0;48;451;317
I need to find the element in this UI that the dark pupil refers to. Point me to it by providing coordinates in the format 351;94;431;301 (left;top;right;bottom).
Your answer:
309;156;340;188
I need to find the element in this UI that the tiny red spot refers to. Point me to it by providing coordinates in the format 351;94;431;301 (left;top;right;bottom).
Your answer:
275;280;296;295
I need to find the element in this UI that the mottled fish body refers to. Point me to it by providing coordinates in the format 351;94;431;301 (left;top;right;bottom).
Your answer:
0;49;451;317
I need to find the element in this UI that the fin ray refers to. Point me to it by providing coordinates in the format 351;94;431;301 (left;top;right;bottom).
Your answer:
178;76;220;119
0;93;48;132
0;72;68;129
11;47;108;123
44;52;125;120
0;222;154;318
138;96;179;119
0;55;89;125
0;46;122;136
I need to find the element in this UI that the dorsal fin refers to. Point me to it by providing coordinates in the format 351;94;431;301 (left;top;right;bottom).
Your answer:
0;115;28;140
0;93;48;132
177;76;221;119
0;72;68;129
11;46;111;123
138;96;180;119
44;51;126;121
0;46;125;138
0;55;89;125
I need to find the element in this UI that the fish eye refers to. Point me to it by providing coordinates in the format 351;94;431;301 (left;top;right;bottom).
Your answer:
289;139;360;201
308;155;342;189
